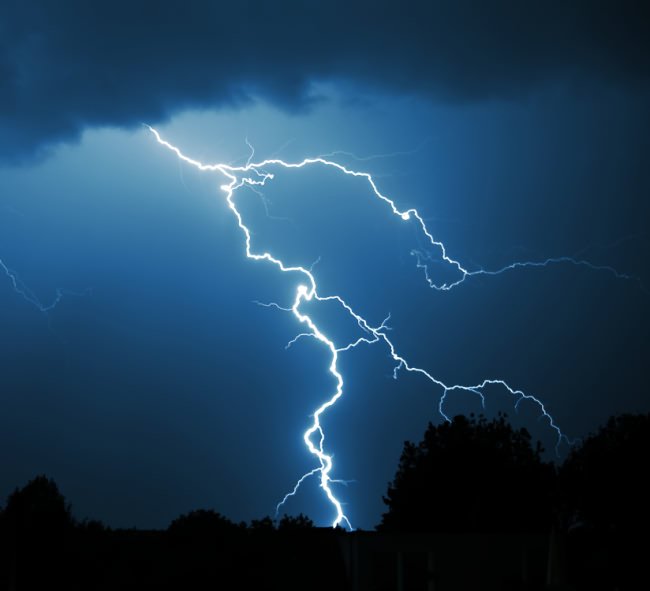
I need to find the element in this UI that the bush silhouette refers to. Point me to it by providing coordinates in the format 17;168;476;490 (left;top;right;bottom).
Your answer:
168;509;242;538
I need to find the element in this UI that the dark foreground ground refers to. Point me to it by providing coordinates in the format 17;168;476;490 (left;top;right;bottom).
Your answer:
0;525;646;591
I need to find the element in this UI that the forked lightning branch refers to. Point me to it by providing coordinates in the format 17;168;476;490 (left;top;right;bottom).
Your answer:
144;126;633;530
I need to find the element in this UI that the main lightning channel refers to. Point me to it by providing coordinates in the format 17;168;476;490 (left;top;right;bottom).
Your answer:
147;126;625;530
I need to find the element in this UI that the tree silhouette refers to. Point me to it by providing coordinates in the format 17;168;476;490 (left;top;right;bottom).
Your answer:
0;475;74;590
379;414;556;533
2;474;73;531
556;414;650;591
560;412;650;532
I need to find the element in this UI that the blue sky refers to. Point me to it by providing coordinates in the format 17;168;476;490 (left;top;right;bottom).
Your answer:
1;2;648;530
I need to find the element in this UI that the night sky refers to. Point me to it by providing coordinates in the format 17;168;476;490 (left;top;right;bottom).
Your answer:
1;1;648;530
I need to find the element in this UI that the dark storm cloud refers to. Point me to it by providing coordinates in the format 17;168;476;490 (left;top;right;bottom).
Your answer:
2;0;648;161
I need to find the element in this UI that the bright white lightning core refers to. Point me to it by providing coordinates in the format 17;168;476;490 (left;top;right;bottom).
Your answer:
147;126;627;530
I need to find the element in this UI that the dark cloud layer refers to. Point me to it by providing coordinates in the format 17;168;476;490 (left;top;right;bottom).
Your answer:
2;0;649;161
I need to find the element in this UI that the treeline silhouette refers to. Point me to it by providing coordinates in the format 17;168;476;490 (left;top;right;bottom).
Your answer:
0;477;343;590
380;412;650;534
379;412;650;590
0;412;648;590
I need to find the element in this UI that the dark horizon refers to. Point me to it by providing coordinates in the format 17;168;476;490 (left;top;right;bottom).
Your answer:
2;411;649;590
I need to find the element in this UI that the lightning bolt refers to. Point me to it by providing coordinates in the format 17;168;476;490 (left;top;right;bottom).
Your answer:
411;249;635;290
1;257;90;313
147;125;632;530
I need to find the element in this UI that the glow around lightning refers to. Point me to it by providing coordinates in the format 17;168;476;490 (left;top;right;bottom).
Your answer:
148;126;628;530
